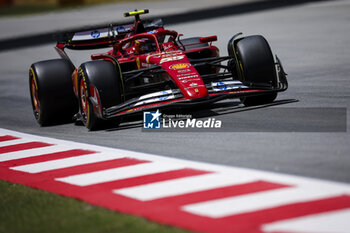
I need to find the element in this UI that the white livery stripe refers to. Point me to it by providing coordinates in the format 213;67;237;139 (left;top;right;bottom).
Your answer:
10;152;125;173
114;173;257;201
0;145;71;162
262;209;350;233
182;187;346;218
56;162;186;186
138;90;173;100
0;138;33;147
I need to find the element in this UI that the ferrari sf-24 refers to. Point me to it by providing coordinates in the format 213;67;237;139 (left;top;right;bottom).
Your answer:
29;9;288;130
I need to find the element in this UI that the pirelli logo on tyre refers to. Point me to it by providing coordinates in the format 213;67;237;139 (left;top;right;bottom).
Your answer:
170;63;190;70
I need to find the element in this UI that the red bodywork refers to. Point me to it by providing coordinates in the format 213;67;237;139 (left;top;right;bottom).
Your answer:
55;15;286;119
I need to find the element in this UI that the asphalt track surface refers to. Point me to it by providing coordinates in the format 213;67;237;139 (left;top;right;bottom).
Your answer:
0;0;349;187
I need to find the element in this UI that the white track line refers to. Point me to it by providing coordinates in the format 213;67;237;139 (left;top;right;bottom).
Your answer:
262;208;350;233
114;173;257;201
0;138;34;147
2;127;350;233
182;187;346;218
0;145;73;162
10;152;126;173
1;128;350;194
56;162;186;186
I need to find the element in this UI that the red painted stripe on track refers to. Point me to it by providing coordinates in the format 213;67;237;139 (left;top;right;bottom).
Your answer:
220;195;350;231
0;135;20;142
138;195;350;233
88;168;211;190
1;132;350;233
0;149;97;167
1;159;350;233
148;181;291;207
39;157;150;178
0;142;53;154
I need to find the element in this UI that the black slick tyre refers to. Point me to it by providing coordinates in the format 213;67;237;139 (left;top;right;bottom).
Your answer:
78;60;122;131
78;73;100;131
29;59;77;126
235;35;278;106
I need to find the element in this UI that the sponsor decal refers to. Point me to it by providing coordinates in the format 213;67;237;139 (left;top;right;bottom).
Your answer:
162;44;174;51
143;110;161;129
159;91;171;101
177;69;191;73
147;52;184;63
184;85;205;90
90;30;100;38
211;81;248;92
139;90;173;101
147;30;158;34
178;74;199;79
160;55;185;64
134;93;175;106
141;62;150;68
181;78;201;83
170;63;191;70
162;51;183;57
214;81;227;91
116;26;126;33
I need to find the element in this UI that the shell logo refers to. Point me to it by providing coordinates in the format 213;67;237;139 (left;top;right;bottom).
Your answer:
170;63;190;70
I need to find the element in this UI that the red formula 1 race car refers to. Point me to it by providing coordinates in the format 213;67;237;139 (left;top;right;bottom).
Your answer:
29;9;288;130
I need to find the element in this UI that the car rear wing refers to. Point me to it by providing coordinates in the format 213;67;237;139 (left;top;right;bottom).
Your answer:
57;18;163;50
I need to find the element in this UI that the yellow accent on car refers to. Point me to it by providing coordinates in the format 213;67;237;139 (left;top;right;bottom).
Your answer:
169;63;190;70
30;68;38;90
30;67;41;121
124;9;149;17
239;61;245;80
78;67;90;127
136;57;141;69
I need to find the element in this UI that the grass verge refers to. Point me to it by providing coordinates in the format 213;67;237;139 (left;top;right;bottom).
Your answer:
0;180;190;233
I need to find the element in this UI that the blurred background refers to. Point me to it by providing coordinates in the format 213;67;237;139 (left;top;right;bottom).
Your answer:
0;0;118;6
0;0;138;16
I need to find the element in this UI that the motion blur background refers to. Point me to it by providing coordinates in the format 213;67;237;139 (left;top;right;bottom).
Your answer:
1;0;136;7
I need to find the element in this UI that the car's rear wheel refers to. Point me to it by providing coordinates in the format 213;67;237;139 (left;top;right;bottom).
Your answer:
78;60;123;130
234;35;278;106
29;59;77;126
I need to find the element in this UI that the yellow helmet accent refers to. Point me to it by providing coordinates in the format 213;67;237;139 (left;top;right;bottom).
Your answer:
124;9;149;17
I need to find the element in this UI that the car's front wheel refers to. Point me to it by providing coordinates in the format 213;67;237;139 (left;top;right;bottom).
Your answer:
77;60;123;130
233;35;278;106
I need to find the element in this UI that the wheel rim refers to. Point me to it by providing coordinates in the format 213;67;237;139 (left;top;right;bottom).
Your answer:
80;78;88;120
30;74;40;119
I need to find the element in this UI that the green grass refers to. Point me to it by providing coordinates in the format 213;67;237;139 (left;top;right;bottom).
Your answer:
0;180;190;233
